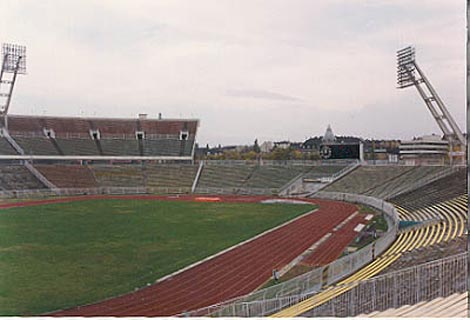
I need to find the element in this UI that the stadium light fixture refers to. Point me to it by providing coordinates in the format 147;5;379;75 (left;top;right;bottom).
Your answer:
1;43;27;74
396;46;415;89
0;43;27;116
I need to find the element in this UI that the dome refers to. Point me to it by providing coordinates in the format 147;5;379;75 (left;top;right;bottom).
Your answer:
322;124;336;143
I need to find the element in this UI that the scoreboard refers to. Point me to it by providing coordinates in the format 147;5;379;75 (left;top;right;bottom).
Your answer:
320;143;362;160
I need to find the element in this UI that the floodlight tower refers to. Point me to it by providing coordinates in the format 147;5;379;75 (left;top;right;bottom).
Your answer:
397;46;465;163
0;43;26;119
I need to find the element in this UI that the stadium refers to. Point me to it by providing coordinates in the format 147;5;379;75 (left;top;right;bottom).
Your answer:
0;4;468;318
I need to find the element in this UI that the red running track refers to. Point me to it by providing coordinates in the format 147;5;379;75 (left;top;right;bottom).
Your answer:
2;195;357;316
301;214;367;266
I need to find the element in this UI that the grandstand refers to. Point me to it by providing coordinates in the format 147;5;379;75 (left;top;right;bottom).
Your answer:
0;114;198;159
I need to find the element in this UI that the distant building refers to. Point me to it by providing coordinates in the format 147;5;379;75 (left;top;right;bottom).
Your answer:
399;134;449;165
274;141;291;149
363;139;401;163
302;137;323;150
206;145;238;155
260;141;274;153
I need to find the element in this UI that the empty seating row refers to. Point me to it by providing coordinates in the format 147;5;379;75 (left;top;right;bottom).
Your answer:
244;166;307;188
302;165;347;180
55;138;100;156
0;163;195;192
323;166;415;194
195;164;344;190
144;165;198;188
390;169;466;212
100;139;141;156
90;164;199;189
35;165;98;188
358;292;467;318
362;166;450;199
0;165;46;190
0;137;17;155
13;136;60;155
143;139;185;157
196;165;256;188
3;136;194;157
91;165;145;188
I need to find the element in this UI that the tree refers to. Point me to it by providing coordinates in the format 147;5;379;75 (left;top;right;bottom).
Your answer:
253;139;261;153
242;151;257;160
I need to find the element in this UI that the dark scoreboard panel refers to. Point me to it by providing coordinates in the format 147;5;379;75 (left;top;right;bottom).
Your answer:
320;143;361;160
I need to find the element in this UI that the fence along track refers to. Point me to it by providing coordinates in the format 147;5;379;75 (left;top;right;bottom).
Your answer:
303;253;467;317
271;195;466;317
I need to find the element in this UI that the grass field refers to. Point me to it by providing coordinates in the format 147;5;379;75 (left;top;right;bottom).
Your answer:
0;198;316;315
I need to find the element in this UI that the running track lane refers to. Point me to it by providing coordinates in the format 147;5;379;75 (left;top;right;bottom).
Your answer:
301;214;367;266
3;195;356;316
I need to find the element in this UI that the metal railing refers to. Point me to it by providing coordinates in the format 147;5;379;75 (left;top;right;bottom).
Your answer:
7;131;187;140
278;172;305;196
191;161;204;193
195;186;279;196
329;161;360;180
186;252;466;317
279;162;360;196
181;192;399;317
303;253;467;317
17;185;300;199
202;160;359;166
2;186;193;199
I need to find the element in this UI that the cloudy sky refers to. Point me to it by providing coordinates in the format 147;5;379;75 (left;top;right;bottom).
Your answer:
0;0;465;146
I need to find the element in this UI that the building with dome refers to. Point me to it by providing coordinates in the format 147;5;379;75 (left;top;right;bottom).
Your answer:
318;125;363;161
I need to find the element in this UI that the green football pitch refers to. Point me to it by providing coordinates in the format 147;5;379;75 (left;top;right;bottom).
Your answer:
0;198;316;315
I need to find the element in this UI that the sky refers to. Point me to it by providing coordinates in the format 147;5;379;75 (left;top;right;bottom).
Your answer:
0;0;465;146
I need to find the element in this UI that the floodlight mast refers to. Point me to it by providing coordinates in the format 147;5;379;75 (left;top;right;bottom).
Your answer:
0;43;26;117
397;46;466;148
